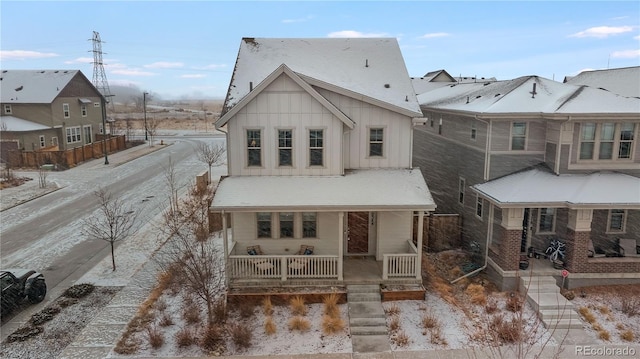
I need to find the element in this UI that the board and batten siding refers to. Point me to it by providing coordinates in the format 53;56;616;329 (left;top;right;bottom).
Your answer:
226;74;344;176
230;212;340;255
375;211;412;260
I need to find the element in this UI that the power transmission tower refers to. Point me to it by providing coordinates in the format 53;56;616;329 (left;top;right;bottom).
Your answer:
90;31;114;112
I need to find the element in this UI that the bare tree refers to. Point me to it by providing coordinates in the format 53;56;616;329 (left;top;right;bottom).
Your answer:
147;117;160;147
156;162;225;325
83;188;138;271
195;142;226;182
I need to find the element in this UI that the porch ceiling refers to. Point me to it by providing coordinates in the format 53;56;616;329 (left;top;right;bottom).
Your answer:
211;168;436;212
472;168;640;209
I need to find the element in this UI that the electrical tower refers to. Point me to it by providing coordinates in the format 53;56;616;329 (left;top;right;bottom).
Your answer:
90;31;114;111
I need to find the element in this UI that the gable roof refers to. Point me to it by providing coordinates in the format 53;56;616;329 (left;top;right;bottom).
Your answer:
0;116;50;131
221;37;422;118
565;66;640;98
417;75;640;117
0;70;96;103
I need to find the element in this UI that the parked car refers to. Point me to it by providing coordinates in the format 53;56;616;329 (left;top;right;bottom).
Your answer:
1;269;47;316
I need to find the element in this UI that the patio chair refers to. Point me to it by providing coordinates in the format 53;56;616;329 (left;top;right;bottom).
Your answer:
247;245;274;272
619;238;640;257
587;239;606;258
289;245;314;272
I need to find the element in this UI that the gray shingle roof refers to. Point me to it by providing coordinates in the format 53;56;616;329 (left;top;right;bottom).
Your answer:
1;70;80;103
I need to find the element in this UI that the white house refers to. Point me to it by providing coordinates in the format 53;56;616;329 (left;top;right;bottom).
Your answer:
211;38;436;288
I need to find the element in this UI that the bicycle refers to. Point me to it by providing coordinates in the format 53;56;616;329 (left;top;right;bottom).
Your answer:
545;238;565;262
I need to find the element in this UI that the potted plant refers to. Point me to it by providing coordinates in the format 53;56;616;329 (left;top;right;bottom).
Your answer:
519;255;530;270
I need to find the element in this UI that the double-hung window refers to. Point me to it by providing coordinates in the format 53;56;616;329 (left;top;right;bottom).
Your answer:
39;135;46;148
369;128;383;157
66;126;81;144
511;122;526;150
475;195;483;219
257;212;272;238
247;129;261;167
302;212;317;238
619;123;635;159
81;105;87;117
608;209;626;233
279;213;294;238
580;123;636;161
63;103;70;118
278;129;293;166
538;208;555;233
309;129;324;166
471;122;477;140
458;177;465;205
4;104;11;114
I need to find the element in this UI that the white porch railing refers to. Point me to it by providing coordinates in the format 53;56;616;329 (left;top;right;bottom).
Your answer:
228;254;339;281
382;240;419;279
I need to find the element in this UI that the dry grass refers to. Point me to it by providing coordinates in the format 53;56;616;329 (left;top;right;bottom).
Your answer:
578;306;596;324
598;329;611;341
288;315;311;332
238;300;255;319
289;296;307;316
154;298;168;312
146;325;164;349
421;311;440;329
229;322;252;349
158;312;173;327
485;297;498;314
392;330;410;347
621;297;640;317
465;283;487;306
182;302;201;325
264;316;277;335
212;299;227;324
428;326;447;345
598;305;611;315
491;314;523;343
505;292;523;312
389;316;401;332
323;293;340;318
322;314;345;334
199;324;224;352
620;329;635;341
175;327;197;348
386;303;400;316
262;296;274;316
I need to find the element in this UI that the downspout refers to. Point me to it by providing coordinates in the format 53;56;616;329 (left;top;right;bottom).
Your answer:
451;202;493;283
216;125;231;176
555;116;571;175
221;209;229;286
473;115;492;181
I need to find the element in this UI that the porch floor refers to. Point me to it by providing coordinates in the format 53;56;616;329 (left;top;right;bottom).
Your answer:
520;256;563;276
343;256;383;282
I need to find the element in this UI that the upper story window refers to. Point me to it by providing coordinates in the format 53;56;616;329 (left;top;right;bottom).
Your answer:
247;129;262;167
39;135;46;148
4;104;11;114
511;122;527;150
257;212;272;238
81;105;87;117
369;128;384;157
471;122;477;140
63;103;70;118
538;208;556;233
475;195;483;219
278;129;293;166
579;123;636;161
66;126;81;144
458;177;465;205
309;129;324;166
607;209;626;233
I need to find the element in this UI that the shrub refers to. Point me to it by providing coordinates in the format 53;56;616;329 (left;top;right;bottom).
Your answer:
392;330;410;347
386;303;400;316
175;327;196;347
213;299;227;324
621;297;640;317
578;306;596;324
421;312;439;329
290;296;307;316
62;283;95;298
598;329;610;341
155;298;168;312
146;325;164;349
465;283;487;306
264;316;277;335
561;290;575;300
506;292;523;312
229;322;252;349
199;324;224;352
288;315;311;332
159;312;173;327
322;314;345;334
485;298;498;314
598;305;611;315
491;314;522;343
58;297;78;308
183;303;201;325
429;326;447;345
30;305;61;326
262;296;273;316
323;293;340;318
389;316;400;332
238;300;255;319
620;329;635;341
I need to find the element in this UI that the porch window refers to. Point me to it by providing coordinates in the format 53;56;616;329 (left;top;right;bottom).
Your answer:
511;122;526;150
309;129;323;166
247;129;261;167
538;208;555;233
607;209;626;233
302;212;317;238
579;123;636;161
369;128;383;157
475;195;483;219
278;129;293;166
4;104;11;114
458;177;465;205
279;212;294;238
257;212;272;238
63;103;70;118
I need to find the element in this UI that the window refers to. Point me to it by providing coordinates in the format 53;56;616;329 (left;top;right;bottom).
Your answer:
458;177;465;205
608;209;626;233
66;126;81;144
580;123;636;161
476;195;483;219
51;137;58;146
309;129;324;166
63;103;70;118
39;135;45;148
438;118;443;135
81;105;87;117
369;128;383;157
257;212;272;238
247;129;261;167
471;122;477;140
278;129;292;166
538;208;555;233
511;122;526;150
302;212;317;238
4;104;11;114
84;125;92;144
279;212;294;238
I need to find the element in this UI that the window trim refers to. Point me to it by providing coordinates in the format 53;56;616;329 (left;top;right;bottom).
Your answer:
257;212;272;238
81;104;88;117
302;212;318;238
279;212;294;238
367;126;385;158
39;135;46;148
510;122;527;151
578;122;636;162
4;104;11;114
475;194;483;220
308;128;325;167
65;126;81;144
537;208;556;234
606;209;627;234
246;128;263;168
83;125;93;144
277;128;294;167
63;103;70;118
471;122;477;141
458;177;465;205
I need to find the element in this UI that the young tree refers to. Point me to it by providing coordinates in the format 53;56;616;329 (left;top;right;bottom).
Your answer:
195;142;226;182
83;188;138;271
147;117;159;147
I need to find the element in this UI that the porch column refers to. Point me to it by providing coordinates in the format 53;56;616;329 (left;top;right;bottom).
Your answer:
565;209;592;273
496;207;523;271
416;211;424;279
221;210;229;286
338;212;344;281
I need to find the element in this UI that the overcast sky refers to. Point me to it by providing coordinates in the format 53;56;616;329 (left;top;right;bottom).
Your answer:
2;1;639;100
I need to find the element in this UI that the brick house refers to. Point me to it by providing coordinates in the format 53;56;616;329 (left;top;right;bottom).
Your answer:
211;38;436;288
413;70;640;290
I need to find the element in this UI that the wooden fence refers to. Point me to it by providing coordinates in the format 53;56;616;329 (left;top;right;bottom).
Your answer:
6;135;127;170
413;213;461;252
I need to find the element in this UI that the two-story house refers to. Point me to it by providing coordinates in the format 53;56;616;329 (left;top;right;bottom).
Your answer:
413;72;640;290
211;38;436;288
0;70;105;158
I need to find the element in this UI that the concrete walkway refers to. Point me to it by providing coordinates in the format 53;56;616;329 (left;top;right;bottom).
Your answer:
346;284;390;353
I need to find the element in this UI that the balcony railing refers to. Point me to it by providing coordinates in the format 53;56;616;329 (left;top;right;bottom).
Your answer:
382;240;419;279
228;254;339;281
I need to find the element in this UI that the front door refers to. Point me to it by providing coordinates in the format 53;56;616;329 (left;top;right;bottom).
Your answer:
346;212;369;255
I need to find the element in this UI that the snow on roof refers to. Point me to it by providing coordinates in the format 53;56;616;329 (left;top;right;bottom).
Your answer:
417;75;640;115
0;115;50;131
211;169;436;211
566;67;640;98
223;38;421;116
472;168;640;208
0;70;82;103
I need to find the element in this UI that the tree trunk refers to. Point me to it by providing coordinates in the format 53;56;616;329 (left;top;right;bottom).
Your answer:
111;241;116;271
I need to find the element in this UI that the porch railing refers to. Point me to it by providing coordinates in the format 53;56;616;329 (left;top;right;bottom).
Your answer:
228;254;339;281
382;239;419;279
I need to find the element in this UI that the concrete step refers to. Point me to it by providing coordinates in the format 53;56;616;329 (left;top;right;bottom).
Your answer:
346;284;380;293
350;325;388;336
543;318;584;330
539;309;581;321
528;292;574;312
349;317;387;327
519;276;557;293
348;302;385;318
347;292;381;302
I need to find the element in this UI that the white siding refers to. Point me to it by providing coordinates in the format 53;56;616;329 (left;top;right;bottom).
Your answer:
376;211;412;260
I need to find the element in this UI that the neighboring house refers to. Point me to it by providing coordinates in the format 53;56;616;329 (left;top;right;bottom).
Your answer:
413;73;640;290
0;70;105;157
565;66;640;98
211;38;436;288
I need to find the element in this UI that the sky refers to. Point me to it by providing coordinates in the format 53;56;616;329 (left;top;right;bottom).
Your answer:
1;1;639;100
